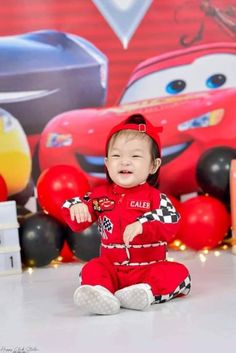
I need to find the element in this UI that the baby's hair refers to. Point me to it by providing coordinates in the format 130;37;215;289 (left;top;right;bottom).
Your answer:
106;114;161;187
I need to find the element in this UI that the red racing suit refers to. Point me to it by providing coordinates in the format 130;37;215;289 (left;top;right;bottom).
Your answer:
62;182;191;303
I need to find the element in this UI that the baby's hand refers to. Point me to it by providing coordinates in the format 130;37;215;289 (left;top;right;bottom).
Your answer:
69;203;92;223
123;221;143;246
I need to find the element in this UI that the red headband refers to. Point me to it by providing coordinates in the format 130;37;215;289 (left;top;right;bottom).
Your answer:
106;117;163;155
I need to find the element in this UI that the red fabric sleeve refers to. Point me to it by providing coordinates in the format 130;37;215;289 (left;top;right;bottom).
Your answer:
141;220;180;243
138;189;180;243
61;196;97;233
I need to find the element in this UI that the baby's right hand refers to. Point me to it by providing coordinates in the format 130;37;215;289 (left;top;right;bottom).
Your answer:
69;203;92;223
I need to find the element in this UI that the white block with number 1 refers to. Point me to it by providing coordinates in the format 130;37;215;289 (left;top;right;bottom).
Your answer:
0;247;22;275
0;200;22;275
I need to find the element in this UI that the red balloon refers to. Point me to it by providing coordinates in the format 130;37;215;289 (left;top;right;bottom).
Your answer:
0;175;8;201
178;195;230;250
37;165;90;222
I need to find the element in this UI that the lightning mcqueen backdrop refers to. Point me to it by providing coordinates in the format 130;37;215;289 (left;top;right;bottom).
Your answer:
1;0;236;200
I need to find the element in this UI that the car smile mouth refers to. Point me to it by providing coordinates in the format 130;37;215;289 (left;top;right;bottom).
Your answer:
76;142;192;177
161;141;192;165
76;154;106;178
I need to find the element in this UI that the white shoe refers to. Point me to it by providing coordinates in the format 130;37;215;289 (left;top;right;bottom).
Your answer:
73;285;120;315
115;283;154;311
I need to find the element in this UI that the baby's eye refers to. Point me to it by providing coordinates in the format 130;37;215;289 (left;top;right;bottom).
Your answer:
132;155;142;158
111;154;120;158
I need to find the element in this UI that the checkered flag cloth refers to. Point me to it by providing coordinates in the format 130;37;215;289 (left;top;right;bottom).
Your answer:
98;216;113;239
98;217;105;238
103;216;113;233
137;193;180;224
62;197;82;209
153;274;191;304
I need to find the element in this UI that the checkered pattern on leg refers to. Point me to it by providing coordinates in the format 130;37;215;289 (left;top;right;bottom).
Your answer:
153;274;191;304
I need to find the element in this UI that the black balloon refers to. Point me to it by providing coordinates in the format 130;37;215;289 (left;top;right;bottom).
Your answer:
67;224;101;262
19;212;65;267
196;146;236;202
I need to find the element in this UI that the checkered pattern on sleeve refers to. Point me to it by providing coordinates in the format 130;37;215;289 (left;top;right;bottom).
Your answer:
153;274;191;304
137;193;180;224
62;193;91;209
62;197;82;209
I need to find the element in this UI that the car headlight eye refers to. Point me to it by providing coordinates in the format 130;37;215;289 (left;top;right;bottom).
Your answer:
46;133;72;147
178;109;224;131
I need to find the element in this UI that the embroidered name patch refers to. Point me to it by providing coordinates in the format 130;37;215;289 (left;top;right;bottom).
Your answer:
128;200;150;210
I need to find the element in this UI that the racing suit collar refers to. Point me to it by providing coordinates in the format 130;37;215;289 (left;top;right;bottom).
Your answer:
111;182;148;195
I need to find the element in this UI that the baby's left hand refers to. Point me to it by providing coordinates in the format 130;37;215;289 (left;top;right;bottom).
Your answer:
123;221;143;246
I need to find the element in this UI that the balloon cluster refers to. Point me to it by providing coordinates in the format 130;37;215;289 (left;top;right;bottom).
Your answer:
18;165;101;267
168;147;234;251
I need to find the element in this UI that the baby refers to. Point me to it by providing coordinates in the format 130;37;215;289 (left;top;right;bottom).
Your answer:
62;113;191;315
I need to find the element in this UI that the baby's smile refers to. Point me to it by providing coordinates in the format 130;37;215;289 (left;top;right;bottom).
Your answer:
119;170;133;174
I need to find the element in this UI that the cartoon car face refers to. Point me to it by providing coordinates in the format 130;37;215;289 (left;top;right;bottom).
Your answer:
0;29;108;149
0;109;31;195
39;43;236;197
119;42;236;104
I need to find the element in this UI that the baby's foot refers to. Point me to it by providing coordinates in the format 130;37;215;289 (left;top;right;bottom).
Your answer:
115;283;154;311
73;285;120;315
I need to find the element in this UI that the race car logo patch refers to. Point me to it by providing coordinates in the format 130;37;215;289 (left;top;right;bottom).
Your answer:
93;197;115;212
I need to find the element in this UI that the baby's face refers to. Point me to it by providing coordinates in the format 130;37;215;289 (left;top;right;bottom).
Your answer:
105;133;155;188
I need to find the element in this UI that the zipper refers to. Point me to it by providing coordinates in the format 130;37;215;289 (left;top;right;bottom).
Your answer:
118;193;125;204
117;193;130;264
